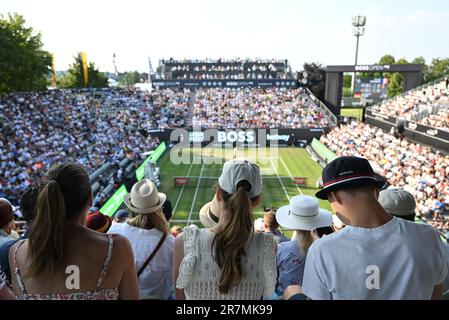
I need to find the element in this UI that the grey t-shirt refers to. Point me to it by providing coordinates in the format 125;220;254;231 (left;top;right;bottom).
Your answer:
302;217;448;300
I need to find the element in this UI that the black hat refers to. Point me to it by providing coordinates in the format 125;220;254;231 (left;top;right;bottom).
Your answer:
316;156;386;200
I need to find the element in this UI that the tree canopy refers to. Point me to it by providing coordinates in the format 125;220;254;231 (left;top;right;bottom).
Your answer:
0;13;52;95
57;56;109;89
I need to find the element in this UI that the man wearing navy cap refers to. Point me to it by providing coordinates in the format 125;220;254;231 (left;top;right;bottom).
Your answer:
302;156;447;300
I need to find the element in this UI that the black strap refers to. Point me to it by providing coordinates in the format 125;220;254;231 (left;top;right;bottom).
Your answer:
137;233;167;277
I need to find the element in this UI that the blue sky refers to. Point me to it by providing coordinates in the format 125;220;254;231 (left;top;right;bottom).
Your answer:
1;0;448;72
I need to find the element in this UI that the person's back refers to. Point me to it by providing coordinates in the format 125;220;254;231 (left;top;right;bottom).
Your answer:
10;227;133;299
108;179;174;300
304;217;445;299
8;163;139;300
174;159;277;300
177;225;275;300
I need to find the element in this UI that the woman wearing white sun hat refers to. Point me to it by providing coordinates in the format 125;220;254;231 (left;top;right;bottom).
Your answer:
108;179;175;300
275;195;332;297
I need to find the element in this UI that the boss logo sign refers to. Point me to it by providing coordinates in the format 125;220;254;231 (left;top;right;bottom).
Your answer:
355;65;391;72
188;130;256;143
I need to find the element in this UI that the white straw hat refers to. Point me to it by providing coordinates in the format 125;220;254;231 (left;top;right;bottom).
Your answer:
276;195;332;231
123;179;166;214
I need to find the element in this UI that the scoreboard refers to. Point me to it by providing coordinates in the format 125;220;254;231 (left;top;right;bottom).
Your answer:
354;78;389;100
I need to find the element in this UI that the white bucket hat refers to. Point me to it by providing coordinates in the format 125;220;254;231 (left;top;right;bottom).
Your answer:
199;194;221;228
123;179;166;214
276;195;332;231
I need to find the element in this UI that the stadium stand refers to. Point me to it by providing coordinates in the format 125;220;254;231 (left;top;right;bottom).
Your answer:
191;87;332;129
370;78;449;130
156;58;293;80
0;89;161;208
320;121;449;238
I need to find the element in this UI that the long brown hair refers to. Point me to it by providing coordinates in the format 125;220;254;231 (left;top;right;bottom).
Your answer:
212;180;258;294
28;163;92;276
127;208;169;234
295;230;314;255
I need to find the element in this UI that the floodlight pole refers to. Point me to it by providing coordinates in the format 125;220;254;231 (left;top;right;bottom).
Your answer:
351;16;366;95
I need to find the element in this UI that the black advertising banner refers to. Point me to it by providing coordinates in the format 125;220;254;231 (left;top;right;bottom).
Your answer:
146;128;327;146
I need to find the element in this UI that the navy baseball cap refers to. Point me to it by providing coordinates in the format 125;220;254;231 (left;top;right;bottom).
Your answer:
316;156;386;200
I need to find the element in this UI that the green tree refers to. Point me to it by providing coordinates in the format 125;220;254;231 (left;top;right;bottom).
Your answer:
298;63;326;101
427;58;449;82
387;58;408;98
343;74;352;88
118;71;142;86
0;13;51;94
379;54;396;66
59;56;108;88
412;56;429;83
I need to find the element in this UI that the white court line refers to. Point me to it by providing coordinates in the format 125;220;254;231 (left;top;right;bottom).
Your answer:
172;162;195;215
280;157;304;195
187;161;206;224
270;158;290;202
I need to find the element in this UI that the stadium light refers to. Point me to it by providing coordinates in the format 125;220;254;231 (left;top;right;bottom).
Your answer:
351;15;367;93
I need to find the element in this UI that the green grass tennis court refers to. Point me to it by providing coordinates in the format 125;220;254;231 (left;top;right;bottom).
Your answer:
158;146;331;226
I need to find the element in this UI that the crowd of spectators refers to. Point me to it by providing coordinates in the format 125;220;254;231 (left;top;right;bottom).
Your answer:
370;78;449;131
191;87;332;129
1;157;447;300
320;121;449;234
0;89;164;207
158;58;292;80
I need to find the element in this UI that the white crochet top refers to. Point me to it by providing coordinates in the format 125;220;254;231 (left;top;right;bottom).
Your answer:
176;225;277;300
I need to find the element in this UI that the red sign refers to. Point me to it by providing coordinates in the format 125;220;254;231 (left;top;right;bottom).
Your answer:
293;177;308;186
175;177;189;186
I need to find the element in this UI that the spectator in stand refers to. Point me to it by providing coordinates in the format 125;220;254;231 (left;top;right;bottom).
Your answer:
191;87;331;129
275;195;332;296
369;79;449;131
174;159;276;300
302;156;447;300
112;210;129;225
0;199;15;247
263;210;289;244
86;210;112;233
0;186;39;283
8;163;139;300
108;179;174;300
379;187;449;295
0;265;14;300
0;88;164;209
379;188;416;222
320;121;449;234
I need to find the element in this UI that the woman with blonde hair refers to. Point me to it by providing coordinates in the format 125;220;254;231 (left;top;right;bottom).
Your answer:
173;159;276;300
275;195;332;297
108;179;174;300
9;163;139;300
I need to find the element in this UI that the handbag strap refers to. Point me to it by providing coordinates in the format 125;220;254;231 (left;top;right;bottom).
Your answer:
137;233;168;277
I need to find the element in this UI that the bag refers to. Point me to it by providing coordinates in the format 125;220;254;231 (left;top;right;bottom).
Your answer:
137;233;168;277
